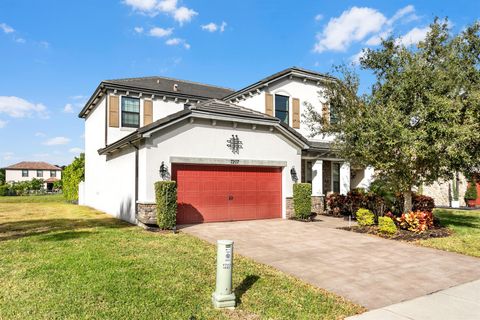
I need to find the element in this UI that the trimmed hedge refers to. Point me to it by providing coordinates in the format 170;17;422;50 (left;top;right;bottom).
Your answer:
378;216;397;235
293;183;312;219
155;181;177;229
355;208;375;226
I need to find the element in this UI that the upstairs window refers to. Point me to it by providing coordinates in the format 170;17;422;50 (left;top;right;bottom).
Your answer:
50;171;56;178
330;104;339;124
121;97;140;128
22;170;28;177
275;94;289;124
37;170;43;178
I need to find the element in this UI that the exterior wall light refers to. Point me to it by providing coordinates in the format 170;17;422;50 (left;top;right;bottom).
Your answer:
290;166;298;183
159;161;170;180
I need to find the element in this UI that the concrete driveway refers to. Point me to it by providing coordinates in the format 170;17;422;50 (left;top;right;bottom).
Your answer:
180;217;480;309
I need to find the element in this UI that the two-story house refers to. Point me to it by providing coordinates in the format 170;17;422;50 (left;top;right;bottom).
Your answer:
4;161;62;191
79;67;374;224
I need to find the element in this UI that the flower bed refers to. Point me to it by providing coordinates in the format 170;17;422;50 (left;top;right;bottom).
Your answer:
339;225;452;241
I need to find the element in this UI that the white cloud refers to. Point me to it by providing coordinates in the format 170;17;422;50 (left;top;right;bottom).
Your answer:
33;153;50;158
123;0;197;25
15;37;26;44
365;29;392;46
2;152;14;161
149;27;173;37
0;22;14;34
396;26;430;46
0;120;7;128
38;41;49;48
69;147;84;154
173;6;197;25
134;26;144;33
387;5;415;25
35;132;46;137
314;14;323;22
351;49;367;65
0;96;48;118
165;37;190;49
201;21;227;33
63;103;74;113
314;7;387;53
43;137;70;146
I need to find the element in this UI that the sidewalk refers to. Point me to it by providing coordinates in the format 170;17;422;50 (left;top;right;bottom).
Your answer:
347;279;480;320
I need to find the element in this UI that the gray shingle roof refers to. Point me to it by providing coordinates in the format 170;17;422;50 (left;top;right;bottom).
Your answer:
104;76;234;100
193;99;277;121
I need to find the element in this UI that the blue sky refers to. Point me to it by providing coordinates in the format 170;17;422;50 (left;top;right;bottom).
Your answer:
0;0;478;166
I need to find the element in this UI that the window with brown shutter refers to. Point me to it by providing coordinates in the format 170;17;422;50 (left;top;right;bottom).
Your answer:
292;98;300;128
143;100;153;126
109;95;119;128
265;93;274;116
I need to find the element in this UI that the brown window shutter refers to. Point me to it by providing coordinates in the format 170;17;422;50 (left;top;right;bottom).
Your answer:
265;93;274;116
292;98;300;128
109;95;119;128
143;100;153;126
322;103;330;125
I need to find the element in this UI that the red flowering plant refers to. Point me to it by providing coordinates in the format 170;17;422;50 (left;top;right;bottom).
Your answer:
326;193;347;216
387;210;434;232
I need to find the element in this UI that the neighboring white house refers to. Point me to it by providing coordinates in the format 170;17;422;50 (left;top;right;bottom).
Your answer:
4;161;62;191
79;67;374;225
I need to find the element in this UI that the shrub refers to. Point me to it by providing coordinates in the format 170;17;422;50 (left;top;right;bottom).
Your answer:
293;183;312;219
395;211;434;232
155;181;177;229
345;189;368;217
413;194;435;212
326;193;347;216
0;184;8;196
378;216;397;235
464;178;478;201
355;208;375;226
63;153;85;202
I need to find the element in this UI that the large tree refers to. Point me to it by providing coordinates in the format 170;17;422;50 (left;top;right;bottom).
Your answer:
305;19;480;211
63;153;85;202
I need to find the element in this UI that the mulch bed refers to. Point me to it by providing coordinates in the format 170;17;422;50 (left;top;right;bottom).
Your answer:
339;225;452;241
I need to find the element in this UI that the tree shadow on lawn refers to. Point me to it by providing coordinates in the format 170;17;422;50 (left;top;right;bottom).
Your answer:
436;212;480;229
0;217;130;242
234;274;260;305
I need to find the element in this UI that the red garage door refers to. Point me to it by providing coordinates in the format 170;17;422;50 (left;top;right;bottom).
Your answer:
173;164;282;224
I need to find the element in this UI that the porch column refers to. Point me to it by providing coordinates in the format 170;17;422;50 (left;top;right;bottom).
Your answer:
312;159;323;196
340;162;350;195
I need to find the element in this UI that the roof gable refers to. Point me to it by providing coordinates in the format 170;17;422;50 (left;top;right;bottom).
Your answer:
222;67;336;101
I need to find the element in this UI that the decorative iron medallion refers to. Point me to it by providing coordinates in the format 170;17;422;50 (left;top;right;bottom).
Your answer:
226;134;243;154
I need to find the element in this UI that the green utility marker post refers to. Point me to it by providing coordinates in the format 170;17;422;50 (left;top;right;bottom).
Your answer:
212;240;236;309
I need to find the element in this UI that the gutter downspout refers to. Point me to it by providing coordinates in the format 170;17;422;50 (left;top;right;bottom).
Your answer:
129;142;139;217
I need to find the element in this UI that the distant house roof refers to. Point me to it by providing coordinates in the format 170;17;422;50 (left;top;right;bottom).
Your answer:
4;161;62;170
45;177;60;183
79;76;235;118
222;66;337;101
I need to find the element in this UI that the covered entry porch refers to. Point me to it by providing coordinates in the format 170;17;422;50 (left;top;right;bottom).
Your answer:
300;142;374;205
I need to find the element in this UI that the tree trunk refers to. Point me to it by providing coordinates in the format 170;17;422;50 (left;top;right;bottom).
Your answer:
403;190;413;213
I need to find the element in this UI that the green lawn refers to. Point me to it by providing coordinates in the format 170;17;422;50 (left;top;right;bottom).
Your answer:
419;208;480;258
0;193;64;203
0;197;363;319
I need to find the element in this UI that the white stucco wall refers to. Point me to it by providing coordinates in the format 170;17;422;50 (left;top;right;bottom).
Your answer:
235;77;334;142
5;169;61;183
138;118;302;219
84;96;137;223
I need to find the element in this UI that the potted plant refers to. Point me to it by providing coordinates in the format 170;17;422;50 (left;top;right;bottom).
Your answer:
451;173;460;208
464;178;478;208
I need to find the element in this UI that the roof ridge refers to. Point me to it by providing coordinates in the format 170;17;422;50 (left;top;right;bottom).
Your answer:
105;75;235;92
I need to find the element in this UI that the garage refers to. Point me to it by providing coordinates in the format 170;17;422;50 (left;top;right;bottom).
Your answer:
173;164;282;224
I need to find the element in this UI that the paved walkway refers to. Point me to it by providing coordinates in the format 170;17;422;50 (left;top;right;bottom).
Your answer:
347;279;480;319
180;216;480;309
